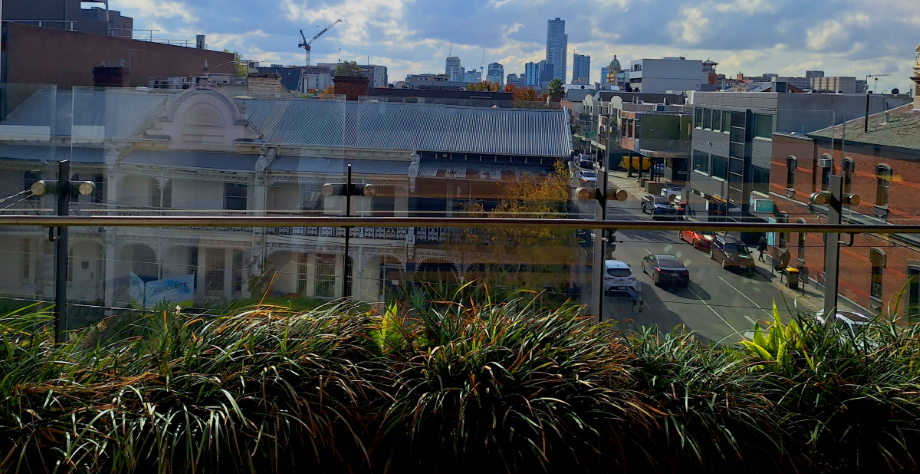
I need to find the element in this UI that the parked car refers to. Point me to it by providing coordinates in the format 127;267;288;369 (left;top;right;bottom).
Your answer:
641;254;690;288
660;185;683;202
603;259;640;294
577;156;594;169
578;170;597;185
816;310;872;336
679;230;717;250
640;195;678;219
710;236;755;273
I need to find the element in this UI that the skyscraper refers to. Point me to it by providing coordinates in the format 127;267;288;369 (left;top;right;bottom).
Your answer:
486;63;505;86
545;18;567;82
572;53;590;84
445;56;464;82
525;62;538;86
600;67;609;84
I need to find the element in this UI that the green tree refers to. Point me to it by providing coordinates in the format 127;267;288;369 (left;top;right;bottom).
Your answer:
221;50;248;77
548;79;564;99
335;61;365;77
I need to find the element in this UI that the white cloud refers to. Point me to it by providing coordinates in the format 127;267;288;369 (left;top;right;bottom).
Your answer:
805;20;847;51
116;0;197;24
669;8;710;46
714;0;775;15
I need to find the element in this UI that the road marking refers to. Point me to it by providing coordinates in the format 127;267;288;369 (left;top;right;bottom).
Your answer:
686;286;740;335
718;276;771;316
645;248;652;255
744;315;757;326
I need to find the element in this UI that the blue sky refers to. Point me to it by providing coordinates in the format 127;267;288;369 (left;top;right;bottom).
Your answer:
112;0;919;92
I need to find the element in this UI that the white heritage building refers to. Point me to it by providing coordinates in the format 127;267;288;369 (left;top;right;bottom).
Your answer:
0;81;573;317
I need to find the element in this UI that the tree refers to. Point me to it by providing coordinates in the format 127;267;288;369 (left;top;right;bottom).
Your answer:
512;86;540;102
335;61;364;77
547;79;564;100
467;81;501;92
320;84;336;95
504;83;516;93
222;50;248;77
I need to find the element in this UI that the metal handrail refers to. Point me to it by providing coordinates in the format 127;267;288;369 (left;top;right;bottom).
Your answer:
1;215;919;234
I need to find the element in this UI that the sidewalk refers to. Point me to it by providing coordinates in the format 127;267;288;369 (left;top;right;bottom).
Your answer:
605;169;866;317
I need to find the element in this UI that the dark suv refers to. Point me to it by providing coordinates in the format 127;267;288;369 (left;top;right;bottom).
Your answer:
710;236;755;273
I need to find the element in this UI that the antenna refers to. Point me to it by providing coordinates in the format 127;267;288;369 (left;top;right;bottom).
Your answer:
480;48;485;80
865;73;892;133
449;41;453;56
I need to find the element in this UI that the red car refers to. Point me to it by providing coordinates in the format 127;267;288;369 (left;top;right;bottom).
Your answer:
679;230;717;250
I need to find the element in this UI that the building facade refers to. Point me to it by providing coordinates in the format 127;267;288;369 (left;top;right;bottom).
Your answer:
546;18;567;82
0;83;575;324
572;54;590;85
628;58;705;93
445;56;464;82
486;63;504;86
687;91;911;242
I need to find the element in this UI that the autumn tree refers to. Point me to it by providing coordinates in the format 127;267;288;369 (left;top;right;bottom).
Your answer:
466;81;501;92
512;86;540;102
504;83;516;93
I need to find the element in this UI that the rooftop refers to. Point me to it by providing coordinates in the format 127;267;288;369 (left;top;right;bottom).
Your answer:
809;103;920;151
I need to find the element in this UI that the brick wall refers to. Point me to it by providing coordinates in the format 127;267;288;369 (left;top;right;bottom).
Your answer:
770;134;920;314
333;76;370;101
4;23;235;89
247;73;283;99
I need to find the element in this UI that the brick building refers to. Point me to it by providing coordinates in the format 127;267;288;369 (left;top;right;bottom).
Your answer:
769;99;920;316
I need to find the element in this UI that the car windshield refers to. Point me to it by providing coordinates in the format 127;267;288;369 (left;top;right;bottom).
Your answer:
606;268;632;277
725;243;750;254
582;171;596;178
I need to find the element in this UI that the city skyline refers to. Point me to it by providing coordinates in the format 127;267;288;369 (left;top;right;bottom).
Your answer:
103;0;917;93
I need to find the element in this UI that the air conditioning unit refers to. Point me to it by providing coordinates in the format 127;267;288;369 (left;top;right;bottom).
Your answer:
818;158;833;168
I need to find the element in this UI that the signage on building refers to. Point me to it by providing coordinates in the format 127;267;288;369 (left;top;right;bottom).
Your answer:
130;273;196;310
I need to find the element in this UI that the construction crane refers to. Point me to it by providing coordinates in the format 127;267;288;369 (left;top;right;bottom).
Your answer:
299;19;342;66
479;49;485;82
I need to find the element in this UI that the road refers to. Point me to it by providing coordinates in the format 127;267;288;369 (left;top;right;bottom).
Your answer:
574;179;802;344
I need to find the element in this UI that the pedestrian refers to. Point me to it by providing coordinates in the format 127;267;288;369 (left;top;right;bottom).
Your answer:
757;235;768;262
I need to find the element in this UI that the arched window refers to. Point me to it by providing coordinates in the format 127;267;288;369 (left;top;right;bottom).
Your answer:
876;164;892;208
785;156;797;198
842;158;855;194
870;248;886;301
819;154;833;190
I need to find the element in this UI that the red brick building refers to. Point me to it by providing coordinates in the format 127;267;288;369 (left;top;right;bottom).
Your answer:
769;102;920;316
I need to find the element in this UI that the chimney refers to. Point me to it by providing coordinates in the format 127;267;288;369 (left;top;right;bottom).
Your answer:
196;35;206;49
333;75;370;101
93;65;130;88
247;73;283;99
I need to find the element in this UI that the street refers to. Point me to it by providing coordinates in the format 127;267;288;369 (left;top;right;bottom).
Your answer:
579;171;830;344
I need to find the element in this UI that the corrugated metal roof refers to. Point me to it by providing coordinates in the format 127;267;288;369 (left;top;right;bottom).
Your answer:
122;150;258;170
240;100;572;157
0;145;105;163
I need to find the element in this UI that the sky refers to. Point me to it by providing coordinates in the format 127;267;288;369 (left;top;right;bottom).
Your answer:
110;0;919;93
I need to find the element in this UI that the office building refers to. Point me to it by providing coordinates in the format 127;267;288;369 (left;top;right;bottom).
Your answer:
463;70;482;83
486;63;504;86
525;62;539;86
628;57;705;93
545;18;567;82
572;53;590;84
600;67;609;85
811;76;858;94
445;56;464;82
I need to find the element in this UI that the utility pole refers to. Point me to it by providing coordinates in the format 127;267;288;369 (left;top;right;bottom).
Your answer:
822;175;843;316
865;73;891;133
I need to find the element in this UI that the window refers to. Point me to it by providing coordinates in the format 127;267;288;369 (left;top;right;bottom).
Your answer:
820;155;832;191
231;251;243;295
148;180;172;208
711;155;729;180
842;158;855;194
692;150;709;174
796;219;806;263
751;165;770;195
187;248;199;290
372;195;396;217
296;254;310;296
731;110;745;128
785;156;797;192
93;173;105;203
870;248;886;301
753;114;773;139
876;164;891;207
703;109;712;129
314;254;336;298
722;110;732;131
694;108;703;128
67;247;73;283
204;248;225;295
224;183;248;211
713;110;723;132
908;265;920;319
301;183;324;211
21;239;30;281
